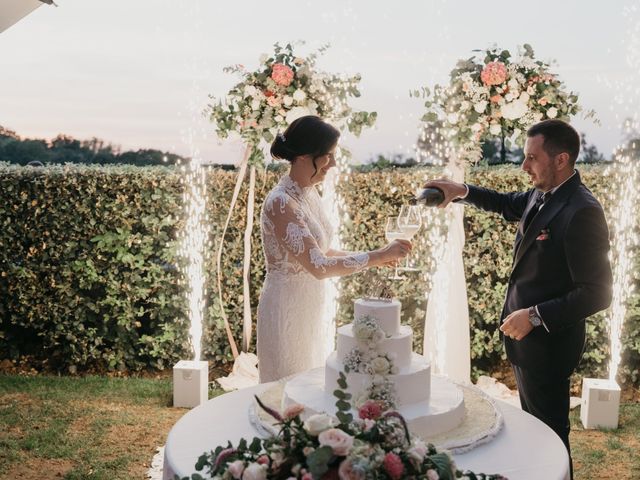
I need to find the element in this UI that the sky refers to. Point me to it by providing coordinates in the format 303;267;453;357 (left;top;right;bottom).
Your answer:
1;0;638;165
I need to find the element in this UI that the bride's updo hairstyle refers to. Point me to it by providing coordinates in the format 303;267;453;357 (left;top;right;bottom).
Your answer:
270;115;340;178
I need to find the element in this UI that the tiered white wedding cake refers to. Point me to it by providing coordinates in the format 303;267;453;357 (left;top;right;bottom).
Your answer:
283;298;466;438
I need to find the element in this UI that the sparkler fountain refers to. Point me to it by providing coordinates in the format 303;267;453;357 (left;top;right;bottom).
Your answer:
172;2;211;408
580;3;639;429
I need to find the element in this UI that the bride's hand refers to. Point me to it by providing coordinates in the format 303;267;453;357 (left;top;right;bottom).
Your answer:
380;239;412;263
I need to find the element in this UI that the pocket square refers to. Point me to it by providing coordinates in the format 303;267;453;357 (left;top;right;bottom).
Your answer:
536;228;551;241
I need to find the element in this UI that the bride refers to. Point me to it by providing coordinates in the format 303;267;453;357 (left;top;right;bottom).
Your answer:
258;116;411;382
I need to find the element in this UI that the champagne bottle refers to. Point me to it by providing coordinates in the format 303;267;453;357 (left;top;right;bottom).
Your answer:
415;187;445;207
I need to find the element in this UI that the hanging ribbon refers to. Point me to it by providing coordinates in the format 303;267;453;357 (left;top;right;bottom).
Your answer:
215;145;252;359
242;165;256;351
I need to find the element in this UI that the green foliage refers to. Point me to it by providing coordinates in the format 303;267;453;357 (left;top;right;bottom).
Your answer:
0;164;191;371
0;163;638;384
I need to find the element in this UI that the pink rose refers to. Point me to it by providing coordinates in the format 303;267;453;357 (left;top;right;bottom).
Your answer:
228;460;245;479
302;473;313;480
427;469;440;480
257;455;270;465
383;452;404;480
338;459;365;480
271;63;294;86
267;96;282;107
490;94;502;103
538;97;548;106
318;428;354;456
283;403;305;420
358;400;383;420
480;61;507;86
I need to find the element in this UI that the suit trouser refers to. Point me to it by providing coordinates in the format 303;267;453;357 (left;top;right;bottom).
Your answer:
512;364;573;479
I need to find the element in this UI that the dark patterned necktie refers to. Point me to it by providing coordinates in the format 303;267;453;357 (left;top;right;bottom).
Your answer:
523;191;551;232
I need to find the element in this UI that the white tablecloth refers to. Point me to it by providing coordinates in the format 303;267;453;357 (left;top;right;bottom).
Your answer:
163;383;570;480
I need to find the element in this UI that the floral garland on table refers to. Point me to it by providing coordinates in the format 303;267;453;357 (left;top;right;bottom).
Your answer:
207;42;377;166
416;44;594;164
183;372;506;480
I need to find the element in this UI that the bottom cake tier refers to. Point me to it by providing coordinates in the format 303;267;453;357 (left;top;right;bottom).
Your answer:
283;367;465;438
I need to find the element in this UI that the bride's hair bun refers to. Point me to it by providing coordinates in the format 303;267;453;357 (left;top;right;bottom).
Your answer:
270;115;340;163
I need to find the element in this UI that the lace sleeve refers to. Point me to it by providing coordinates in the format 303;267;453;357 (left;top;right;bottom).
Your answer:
264;193;370;279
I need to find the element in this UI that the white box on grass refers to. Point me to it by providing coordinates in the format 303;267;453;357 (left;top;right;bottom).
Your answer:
580;378;620;429
173;360;209;408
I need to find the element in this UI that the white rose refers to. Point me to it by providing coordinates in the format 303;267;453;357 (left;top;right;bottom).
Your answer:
547;107;558;118
508;79;519;91
228;460;245;479
505;93;514;102
283;95;293;107
371;356;390;374
460;101;470;111
372;330;385;343
408;440;428;463
519;92;530;103
527;86;535;95
243;85;257;98
489;123;502;136
274;115;284;123
243;463;267;480
286;106;312;124
307;100;318;114
292;89;307;103
473;100;488;113
304;413;336;435
501;100;528;120
251;99;261;111
471;123;483;133
258;53;269;64
533;112;544;122
447;112;459;124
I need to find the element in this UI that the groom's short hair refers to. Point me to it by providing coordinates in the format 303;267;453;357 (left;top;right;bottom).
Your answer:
527;120;580;166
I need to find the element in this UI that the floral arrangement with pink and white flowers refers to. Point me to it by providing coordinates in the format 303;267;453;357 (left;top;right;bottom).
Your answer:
417;44;594;164
183;372;506;480
207;42;377;166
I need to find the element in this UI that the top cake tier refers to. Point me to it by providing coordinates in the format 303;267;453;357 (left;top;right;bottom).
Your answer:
354;298;401;336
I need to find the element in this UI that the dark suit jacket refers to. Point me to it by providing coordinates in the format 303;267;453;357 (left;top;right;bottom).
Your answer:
463;171;612;377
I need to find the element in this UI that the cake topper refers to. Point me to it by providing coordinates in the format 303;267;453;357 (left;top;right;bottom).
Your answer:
362;270;394;302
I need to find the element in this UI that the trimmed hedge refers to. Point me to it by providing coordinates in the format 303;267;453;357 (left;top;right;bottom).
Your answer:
0;163;638;383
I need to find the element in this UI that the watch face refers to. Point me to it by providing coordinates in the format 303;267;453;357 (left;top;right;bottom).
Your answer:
529;308;541;327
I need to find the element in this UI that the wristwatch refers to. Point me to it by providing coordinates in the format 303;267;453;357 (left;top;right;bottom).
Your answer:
528;306;542;327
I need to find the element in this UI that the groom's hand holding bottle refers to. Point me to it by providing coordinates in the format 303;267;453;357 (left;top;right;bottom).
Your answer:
421;179;468;208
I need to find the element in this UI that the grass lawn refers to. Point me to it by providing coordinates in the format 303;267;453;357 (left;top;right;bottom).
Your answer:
0;374;638;479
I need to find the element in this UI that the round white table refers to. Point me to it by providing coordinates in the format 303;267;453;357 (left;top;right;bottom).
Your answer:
163;383;570;480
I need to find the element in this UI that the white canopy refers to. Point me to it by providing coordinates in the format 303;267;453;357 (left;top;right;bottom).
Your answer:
0;0;55;34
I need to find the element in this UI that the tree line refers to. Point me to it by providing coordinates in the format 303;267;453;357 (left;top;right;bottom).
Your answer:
0;126;187;167
2;124;634;170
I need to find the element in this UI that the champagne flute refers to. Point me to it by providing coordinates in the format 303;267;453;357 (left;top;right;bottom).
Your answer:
397;205;422;271
384;216;405;280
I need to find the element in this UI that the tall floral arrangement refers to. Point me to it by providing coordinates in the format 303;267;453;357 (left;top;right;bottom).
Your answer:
186;372;506;480
207;42;377;166
417;44;594;164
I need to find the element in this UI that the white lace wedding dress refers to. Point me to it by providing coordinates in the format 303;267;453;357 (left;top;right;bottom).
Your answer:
257;175;370;383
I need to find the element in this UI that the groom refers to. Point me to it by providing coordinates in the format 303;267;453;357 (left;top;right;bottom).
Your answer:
426;119;613;478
